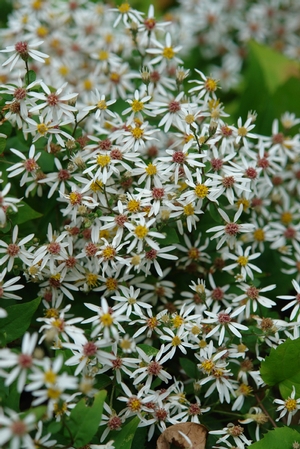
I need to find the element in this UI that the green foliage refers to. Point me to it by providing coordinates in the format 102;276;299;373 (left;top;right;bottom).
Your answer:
180;357;198;379
260;338;300;398
112;416;140;449
0;297;41;344
237;41;300;133
25;70;37;86
67;390;107;448
12;201;43;225
137;343;159;356
248;427;300;449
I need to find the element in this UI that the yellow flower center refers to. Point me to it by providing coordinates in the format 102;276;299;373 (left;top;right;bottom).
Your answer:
285;398;297;412
183;203;195;216
110;72;120;83
37;26;48;37
120;338;132;350
127;199;140;212
237;343;247;352
131;99;144;112
129;398;141;411
101;313;113;326
45;308;59;319
253;228;265;241
44;370;57;384
59;65;69;76
191;325;200;335
172;336;181;346
162;47;175;59
198;339;207;348
105;277;118;291
47;387;61;400
83;79;93;90
131;255;141;266
194;184;209;198
281;211;293;225
238;383;252;396
172;315;184;328
53;401;67;416
118;2;130;13
98;50;109;60
102;246;116;260
201;359;214;373
86;273;99;287
238;126;248;137
37;123;48;135
32;0;43;10
237;256;248;267
97;100;107;110
188;247;199;260
134;225;148;239
69;192;81;205
205;78;218;92
97;154;111;167
236;198;250;210
185;114;195;124
145;163;157;176
184;133;194;143
90;180;103;192
131;127;144;139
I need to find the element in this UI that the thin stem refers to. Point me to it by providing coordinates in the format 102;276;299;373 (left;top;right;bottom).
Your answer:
254;393;277;428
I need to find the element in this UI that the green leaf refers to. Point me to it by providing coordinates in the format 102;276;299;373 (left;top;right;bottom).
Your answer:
67;390;107;448
248;41;300;94
260;338;300;398
137;344;159;357
180;357;198;379
25;70;37;85
112;416;140;449
208;203;223;224
162;226;179;245
0;297;41;343
12;201;43;225
0;121;12;137
248;427;300;449
0;136;7;154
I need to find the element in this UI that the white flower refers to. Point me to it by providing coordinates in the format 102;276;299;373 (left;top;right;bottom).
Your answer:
277;279;300;321
7;145;41;186
0;408;36;449
207;205;255;250
274;386;300;426
202;305;248;345
222;245;262;281
1;40;49;70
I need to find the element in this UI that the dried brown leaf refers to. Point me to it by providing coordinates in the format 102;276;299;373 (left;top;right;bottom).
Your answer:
156;422;208;449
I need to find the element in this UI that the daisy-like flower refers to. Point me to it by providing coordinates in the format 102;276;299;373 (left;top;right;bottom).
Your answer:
124;215;165;253
274;386;300;426
146;32;183;68
233;283;276;318
180;168;220;206
29;81;78;121
207;205;255;250
0;332;39;393
110;2;144;28
239;407;268;441
159;326;193;362
37;157;75;198
234;116;258;150
120;120;158;152
175;233;211;269
0;268;24;300
83;297;128;340
6;144;41;186
0;40;49;71
122;89;153;123
210;423;252;447
157;148;205;184
131;344;172;391
277;279;300;321
188;69;219;100
25;115;75;150
81;91;116;121
222;245;262;281
0;408;36;449
202;305;248;345
112;285;152;317
0;225;34;272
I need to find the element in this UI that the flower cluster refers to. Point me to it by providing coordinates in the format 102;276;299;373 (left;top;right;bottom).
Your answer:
0;1;300;449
